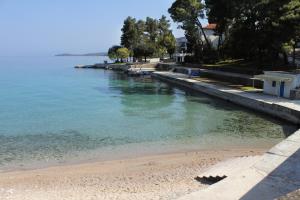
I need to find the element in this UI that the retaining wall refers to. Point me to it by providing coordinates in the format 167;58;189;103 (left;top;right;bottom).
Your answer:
153;72;300;124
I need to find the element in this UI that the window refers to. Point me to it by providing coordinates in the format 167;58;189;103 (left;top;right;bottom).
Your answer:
272;81;276;87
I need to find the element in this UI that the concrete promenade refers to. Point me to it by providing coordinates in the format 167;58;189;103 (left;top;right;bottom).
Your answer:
178;130;300;200
153;72;300;124
152;71;300;199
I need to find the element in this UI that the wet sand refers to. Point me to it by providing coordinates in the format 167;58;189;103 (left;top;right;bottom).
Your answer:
0;148;266;200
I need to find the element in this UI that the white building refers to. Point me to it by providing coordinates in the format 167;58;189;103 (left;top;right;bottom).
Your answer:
202;24;222;49
174;24;223;63
175;37;188;63
254;71;300;99
146;58;160;63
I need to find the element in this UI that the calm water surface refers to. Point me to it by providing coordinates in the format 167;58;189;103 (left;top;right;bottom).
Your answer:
0;56;297;170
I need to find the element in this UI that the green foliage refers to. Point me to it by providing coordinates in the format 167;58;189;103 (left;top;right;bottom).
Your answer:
136;20;146;36
108;46;129;62
202;47;219;64
108;45;122;60
205;0;234;35
133;42;155;61
158;15;171;34
182;21;203;58
157;16;176;58
117;48;130;60
167;0;300;66
162;33;176;58
145;17;159;42
169;0;211;50
168;0;205;23
121;17;138;51
118;15;176;61
205;0;300;66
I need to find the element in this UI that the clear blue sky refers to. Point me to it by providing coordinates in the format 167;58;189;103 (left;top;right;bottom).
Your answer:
0;0;207;56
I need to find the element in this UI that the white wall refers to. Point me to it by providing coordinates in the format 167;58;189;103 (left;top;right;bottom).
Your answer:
262;72;300;98
264;80;279;96
284;82;293;98
146;58;160;63
263;78;299;98
202;30;222;49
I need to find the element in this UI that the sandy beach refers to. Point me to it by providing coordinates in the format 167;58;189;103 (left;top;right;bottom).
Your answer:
0;148;266;200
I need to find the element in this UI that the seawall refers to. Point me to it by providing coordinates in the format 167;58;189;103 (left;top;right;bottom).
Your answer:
152;72;300;124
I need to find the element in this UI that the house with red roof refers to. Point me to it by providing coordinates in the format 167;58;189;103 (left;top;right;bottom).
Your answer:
174;23;223;62
202;23;222;48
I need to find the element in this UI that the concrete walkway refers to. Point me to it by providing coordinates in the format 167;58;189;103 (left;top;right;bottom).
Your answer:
153;72;300;124
177;130;300;200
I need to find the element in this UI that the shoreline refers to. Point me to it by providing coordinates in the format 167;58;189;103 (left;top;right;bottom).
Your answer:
0;148;266;200
0;138;279;174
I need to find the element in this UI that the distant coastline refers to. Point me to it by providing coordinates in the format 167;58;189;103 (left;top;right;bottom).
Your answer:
55;52;107;57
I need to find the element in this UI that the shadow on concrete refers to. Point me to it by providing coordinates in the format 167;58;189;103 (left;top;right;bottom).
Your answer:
241;149;300;200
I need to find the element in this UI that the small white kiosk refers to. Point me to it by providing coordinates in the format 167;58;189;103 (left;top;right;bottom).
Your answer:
254;71;300;99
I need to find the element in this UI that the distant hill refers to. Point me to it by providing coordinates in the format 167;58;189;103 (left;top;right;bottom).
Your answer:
55;52;107;56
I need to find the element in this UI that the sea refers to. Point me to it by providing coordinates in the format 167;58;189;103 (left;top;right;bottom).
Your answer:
0;56;297;171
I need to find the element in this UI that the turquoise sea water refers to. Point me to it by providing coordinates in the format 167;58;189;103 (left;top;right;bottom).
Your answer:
0;56;297;171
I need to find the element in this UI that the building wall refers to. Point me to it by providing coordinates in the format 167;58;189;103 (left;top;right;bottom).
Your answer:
263;77;299;98
264;80;279;96
262;72;300;98
203;30;219;48
201;30;223;49
176;37;188;53
146;58;160;63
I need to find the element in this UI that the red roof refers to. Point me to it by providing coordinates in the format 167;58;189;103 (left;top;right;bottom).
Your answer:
203;23;217;30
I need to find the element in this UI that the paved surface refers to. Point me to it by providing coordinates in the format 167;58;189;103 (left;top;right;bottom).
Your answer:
177;130;300;200
198;156;262;180
278;189;300;200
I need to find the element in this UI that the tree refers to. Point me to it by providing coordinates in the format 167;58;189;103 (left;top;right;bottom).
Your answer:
136;20;146;37
108;45;122;61
133;41;155;62
168;0;211;49
205;0;300;66
182;21;203;58
118;15;176;60
157;15;176;58
158;33;176;58
280;0;300;66
158;15;171;35
145;17;159;43
116;48;130;62
121;17;138;57
205;0;235;52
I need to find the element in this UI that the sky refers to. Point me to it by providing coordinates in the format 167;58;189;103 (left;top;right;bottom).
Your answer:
0;0;207;56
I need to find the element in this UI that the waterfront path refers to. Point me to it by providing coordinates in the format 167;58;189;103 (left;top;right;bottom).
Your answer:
153;72;300;124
